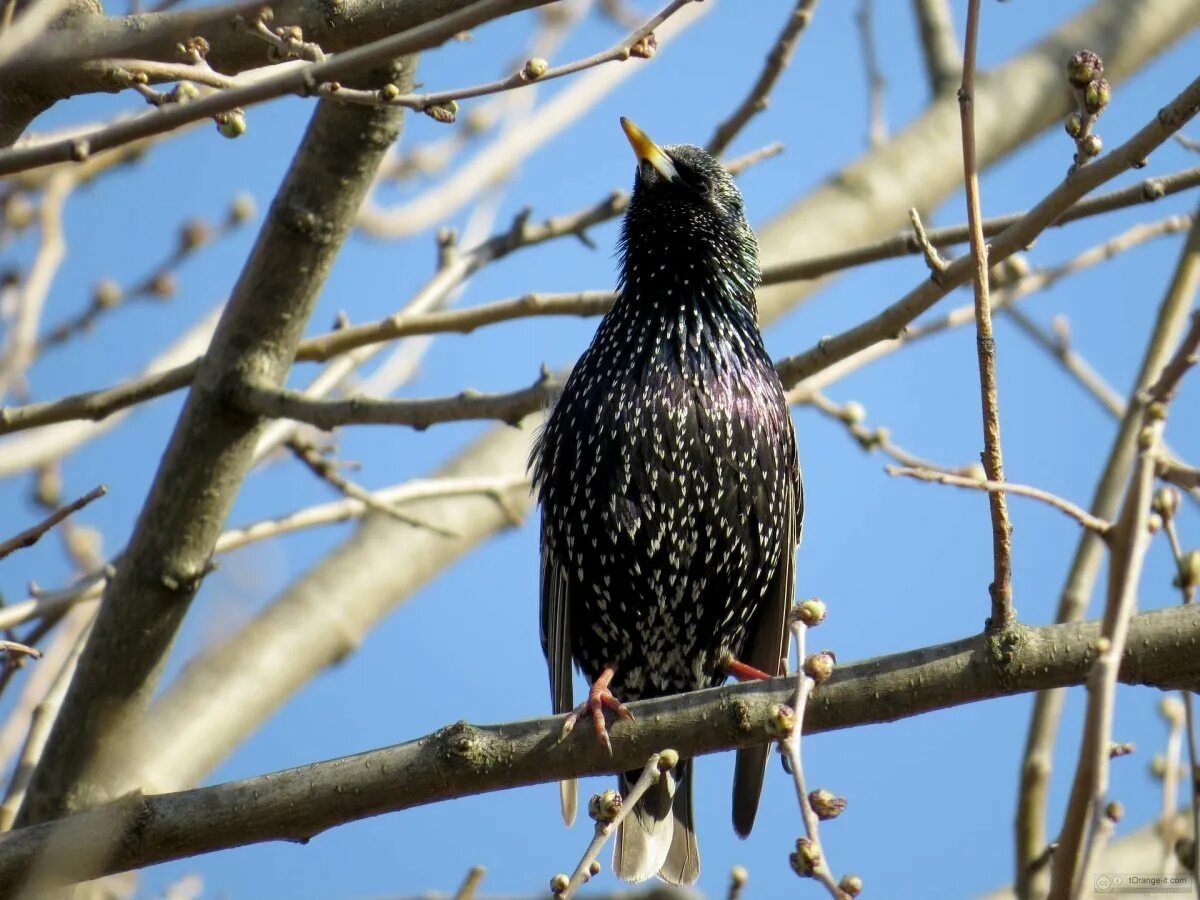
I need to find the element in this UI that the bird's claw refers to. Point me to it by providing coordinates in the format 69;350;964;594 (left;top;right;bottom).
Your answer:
558;669;634;752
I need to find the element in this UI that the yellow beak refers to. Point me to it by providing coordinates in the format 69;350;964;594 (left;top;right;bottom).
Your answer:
620;117;678;182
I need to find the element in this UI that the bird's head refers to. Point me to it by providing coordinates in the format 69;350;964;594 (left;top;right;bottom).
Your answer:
617;118;760;306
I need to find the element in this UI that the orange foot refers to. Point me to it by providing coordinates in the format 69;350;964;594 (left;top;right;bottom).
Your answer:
723;653;773;682
560;665;634;753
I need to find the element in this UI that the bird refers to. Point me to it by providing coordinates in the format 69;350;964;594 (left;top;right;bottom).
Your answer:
530;118;802;886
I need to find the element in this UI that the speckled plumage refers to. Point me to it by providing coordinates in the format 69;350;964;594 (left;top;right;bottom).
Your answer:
531;126;802;886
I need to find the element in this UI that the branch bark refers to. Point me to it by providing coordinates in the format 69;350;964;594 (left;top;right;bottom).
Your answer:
1;603;1199;891
14;58;418;825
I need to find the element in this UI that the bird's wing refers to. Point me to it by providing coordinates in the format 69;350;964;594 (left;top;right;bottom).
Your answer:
540;533;578;825
731;464;801;837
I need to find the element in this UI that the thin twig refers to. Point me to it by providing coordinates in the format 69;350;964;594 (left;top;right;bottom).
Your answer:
855;0;887;148
706;0;819;157
1146;309;1200;404
0;611;94;831
0;0;577;177
958;0;1014;632
0;641;40;660
1049;403;1164;898
0;485;107;562
908;207;948;278
327;0;694;113
780;619;846;899
0;173;71;399
285;436;458;537
556;752;673;899
886;466;1113;536
36;195;253;351
1159;460;1200;491
3;159;1199;441
803;391;977;475
1160;698;1186;871
0;474;530;633
453;865;485;900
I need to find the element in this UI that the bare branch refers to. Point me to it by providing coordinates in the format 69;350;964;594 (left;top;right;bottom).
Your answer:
3;163;1198;442
0;484;106;562
1017;207;1200;897
1049;399;1163;898
910;0;960;96
235;370;556;431
0;0;562;175
14;60;417;826
1159;459;1200;491
1145;309;1200;404
326;0;694;112
775;71;1200;389
780;619;847;897
2;603;1200;890
705;0;819;157
958;0;1014;631
886;466;1112;537
855;0;886;148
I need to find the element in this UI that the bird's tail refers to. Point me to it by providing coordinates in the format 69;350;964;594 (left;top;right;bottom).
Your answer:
613;760;699;885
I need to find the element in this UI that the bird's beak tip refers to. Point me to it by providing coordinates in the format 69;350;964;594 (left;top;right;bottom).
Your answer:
620;117;678;182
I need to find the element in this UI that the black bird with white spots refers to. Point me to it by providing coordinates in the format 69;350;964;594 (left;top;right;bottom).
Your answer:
531;118;803;886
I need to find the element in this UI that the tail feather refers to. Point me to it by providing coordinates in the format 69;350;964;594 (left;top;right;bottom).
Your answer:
660;762;699;885
613;762;699;886
559;778;578;827
613;766;676;883
732;743;771;838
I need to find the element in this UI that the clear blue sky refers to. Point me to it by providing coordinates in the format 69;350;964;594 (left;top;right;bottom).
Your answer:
3;0;1200;896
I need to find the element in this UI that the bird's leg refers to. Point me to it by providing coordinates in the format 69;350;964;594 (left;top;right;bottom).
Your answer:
720;650;773;682
559;664;634;753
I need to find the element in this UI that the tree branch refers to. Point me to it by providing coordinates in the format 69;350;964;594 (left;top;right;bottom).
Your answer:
958;0;1014;632
0;484;106;562
0;0;559;174
705;0;819;157
1016;204;1200;898
1;604;1199;891
910;0;959;96
14;58;418;826
3;162;1198;442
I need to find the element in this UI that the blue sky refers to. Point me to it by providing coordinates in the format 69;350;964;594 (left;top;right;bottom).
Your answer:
3;0;1200;896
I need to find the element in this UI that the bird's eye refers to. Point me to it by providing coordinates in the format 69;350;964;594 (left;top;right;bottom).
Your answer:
679;169;711;196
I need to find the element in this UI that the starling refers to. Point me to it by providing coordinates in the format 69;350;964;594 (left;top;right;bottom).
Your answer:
531;119;802;885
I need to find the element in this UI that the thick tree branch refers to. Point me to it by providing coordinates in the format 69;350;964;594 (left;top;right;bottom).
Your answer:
1;604;1199;891
15;59;418;826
